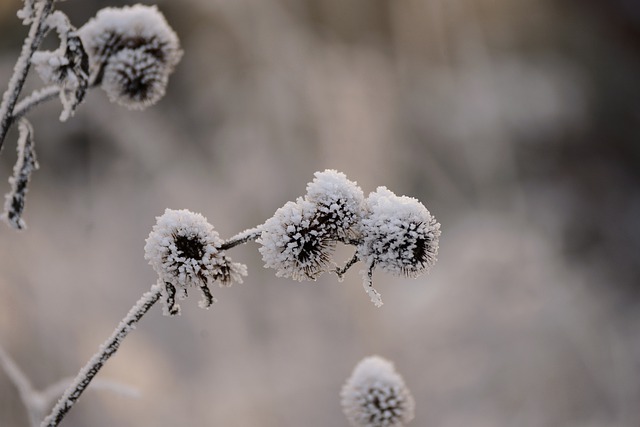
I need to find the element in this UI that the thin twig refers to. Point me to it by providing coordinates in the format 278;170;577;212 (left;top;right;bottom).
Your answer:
0;0;55;152
334;252;359;280
41;284;162;427
220;226;262;250
11;86;61;123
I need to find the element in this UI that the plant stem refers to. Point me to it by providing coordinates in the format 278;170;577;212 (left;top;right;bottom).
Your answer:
11;85;61;123
221;226;262;250
0;0;55;152
335;252;359;280
40;284;162;427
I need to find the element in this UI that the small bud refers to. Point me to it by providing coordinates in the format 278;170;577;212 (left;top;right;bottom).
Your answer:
341;356;415;427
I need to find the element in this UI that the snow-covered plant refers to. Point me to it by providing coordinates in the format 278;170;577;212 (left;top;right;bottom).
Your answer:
34;169;438;426
260;169;440;307
341;356;415;427
0;0;182;229
1;3;440;425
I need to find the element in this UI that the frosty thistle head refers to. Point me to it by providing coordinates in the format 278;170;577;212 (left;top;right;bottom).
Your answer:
305;169;365;240
358;187;440;278
79;4;182;109
144;208;246;315
341;356;415;427
258;198;336;281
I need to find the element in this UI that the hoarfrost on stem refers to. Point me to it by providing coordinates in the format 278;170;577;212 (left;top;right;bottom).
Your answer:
2;119;39;230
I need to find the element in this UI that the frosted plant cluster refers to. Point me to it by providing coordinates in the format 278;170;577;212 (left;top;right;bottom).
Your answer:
79;4;182;109
1;1;440;423
144;209;246;315
0;1;182;229
259;169;440;307
341;356;415;427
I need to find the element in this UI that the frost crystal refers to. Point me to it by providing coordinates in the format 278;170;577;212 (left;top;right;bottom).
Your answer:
258;198;336;281
79;4;182;110
305;169;364;240
145;209;246;315
341;356;415;427
358;187;440;278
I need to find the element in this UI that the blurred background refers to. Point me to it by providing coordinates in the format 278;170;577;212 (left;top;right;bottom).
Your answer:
1;0;640;426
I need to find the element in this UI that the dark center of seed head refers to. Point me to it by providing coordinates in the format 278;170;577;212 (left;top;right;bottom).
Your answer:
174;234;205;260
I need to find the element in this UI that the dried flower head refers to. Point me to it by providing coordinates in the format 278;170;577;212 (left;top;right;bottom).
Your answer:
79;4;182;109
305;169;364;240
341;356;415;427
258;198;335;281
358;187;440;278
31;11;90;120
144;208;246;315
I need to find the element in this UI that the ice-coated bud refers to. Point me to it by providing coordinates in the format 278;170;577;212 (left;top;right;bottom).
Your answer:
258;198;336;281
305;169;365;240
145;209;246;315
79;4;182;110
341;356;415;427
358;187;440;279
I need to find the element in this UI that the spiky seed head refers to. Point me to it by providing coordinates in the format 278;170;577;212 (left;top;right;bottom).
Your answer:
341;356;415;427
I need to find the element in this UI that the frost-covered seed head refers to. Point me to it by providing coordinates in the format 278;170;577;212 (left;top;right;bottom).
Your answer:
341;356;415;427
101;48;168;109
305;169;365;240
258;198;335;281
79;4;182;109
358;187;440;278
144;209;246;315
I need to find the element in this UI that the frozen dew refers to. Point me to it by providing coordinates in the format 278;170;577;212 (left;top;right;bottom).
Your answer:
144;209;246;315
358;187;440;279
305;169;365;240
78;4;182;110
258;198;336;281
341;356;415;427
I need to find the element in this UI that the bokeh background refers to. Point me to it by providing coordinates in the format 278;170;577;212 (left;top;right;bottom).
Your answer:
1;0;640;426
